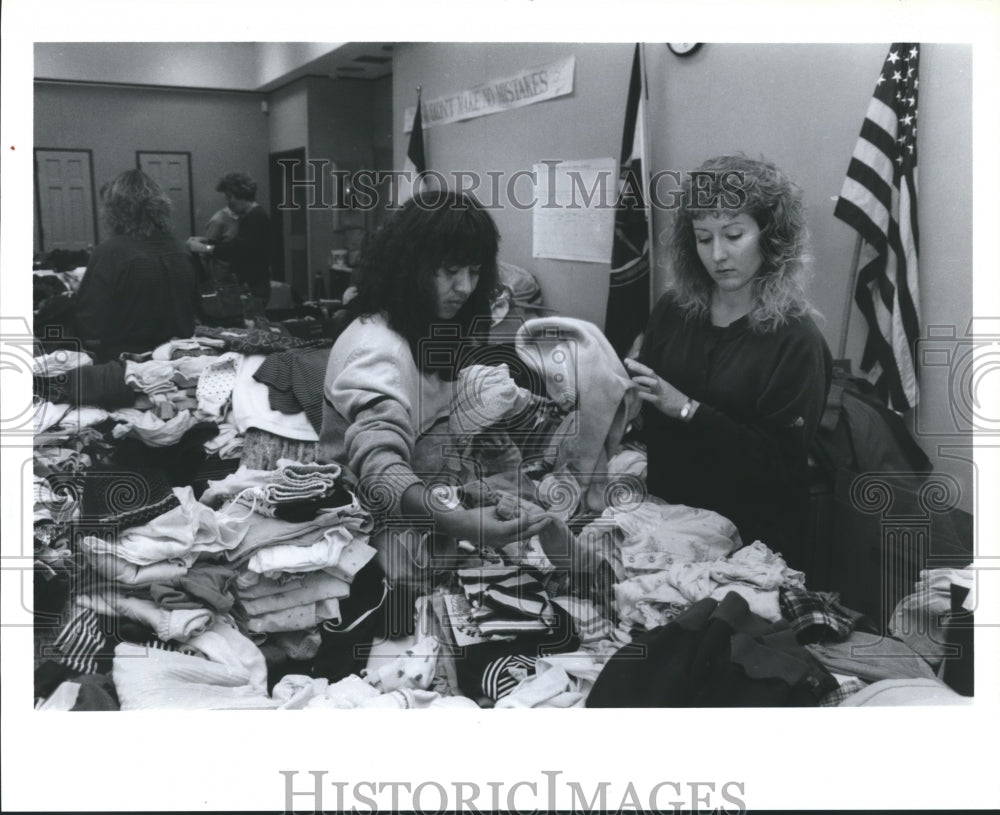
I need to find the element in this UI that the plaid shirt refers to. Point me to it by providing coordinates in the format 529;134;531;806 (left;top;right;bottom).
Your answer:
779;587;858;643
818;677;869;707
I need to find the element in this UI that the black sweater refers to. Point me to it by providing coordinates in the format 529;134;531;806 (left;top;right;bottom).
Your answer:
72;233;198;361
211;205;270;300
637;294;832;569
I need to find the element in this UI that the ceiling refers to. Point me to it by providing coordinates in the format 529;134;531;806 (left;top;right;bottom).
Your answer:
256;42;395;92
33;42;396;94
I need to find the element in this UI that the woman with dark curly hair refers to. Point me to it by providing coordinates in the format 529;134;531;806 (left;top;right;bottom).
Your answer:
625;155;832;569
72;169;199;361
318;190;551;592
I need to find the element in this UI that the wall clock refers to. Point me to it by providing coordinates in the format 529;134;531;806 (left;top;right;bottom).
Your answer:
668;43;702;57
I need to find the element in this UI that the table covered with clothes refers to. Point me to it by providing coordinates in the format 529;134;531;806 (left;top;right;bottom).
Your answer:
31;317;972;710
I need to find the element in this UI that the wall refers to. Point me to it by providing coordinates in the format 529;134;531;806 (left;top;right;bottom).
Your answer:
307;76;379;281
265;76;392;295
392;42;974;511
266;79;310;155
34;81;270;245
394;42;632;327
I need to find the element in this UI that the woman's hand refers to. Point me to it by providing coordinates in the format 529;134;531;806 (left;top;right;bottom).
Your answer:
439;505;553;547
186;236;212;255
624;358;697;420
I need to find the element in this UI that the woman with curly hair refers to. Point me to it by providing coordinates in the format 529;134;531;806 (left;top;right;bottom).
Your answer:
318;190;551;593
624;155;832;568
72;169;198;360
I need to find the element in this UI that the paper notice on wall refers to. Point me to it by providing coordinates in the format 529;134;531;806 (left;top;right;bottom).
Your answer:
403;56;575;132
532;158;617;263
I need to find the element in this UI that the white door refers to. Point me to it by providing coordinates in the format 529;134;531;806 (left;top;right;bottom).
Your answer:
137;152;194;238
34;149;97;252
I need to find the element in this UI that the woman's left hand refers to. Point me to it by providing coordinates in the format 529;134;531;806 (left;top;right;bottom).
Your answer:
624;358;691;419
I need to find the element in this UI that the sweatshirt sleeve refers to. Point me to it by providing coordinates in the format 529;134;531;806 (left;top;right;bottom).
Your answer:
688;324;831;487
326;338;424;515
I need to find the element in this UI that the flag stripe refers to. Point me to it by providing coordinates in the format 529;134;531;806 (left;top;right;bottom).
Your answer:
841;166;893;228
846;154;894;213
834;42;921;411
858;117;900;164
863;96;899;138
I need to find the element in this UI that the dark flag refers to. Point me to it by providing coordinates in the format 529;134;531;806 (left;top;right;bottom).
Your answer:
834;43;921;411
604;43;650;358
401;90;426;203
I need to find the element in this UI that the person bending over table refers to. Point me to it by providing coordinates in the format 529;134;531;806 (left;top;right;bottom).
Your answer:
317;190;553;593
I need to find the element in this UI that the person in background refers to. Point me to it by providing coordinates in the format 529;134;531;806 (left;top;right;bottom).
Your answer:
318;190;552;594
625;155;832;570
197;202;240;287
71;169;199;361
187;171;271;310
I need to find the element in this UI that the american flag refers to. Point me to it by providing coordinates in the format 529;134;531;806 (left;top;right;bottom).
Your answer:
604;43;651;358
834;43;921;411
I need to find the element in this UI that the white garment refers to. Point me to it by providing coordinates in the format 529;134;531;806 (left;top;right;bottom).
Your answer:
495;652;605;709
202;420;244;459
34;401;71;434
271;674;479;710
244;597;342;633
150;336;227;361
247;529;375;577
195;352;243;421
199;465;275;508
239;571;351;616
613;539;793;629
125;360;177;395
32;349;92;376
82;486;247;565
611;501;743;566
56;406;110;432
109;408;200;447
231;354;318;441
112;618;277;710
84;547;190;586
76;593;212;642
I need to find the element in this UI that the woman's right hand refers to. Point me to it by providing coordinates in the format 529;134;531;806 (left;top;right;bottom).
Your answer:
439;505;553;547
624;357;696;420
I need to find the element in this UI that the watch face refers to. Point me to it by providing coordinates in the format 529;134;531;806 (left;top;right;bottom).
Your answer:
669;42;701;56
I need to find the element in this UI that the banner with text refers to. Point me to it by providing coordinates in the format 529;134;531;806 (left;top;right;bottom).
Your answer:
403;56;575;132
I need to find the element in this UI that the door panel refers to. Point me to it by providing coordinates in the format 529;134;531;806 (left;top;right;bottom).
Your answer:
137;151;194;237
269;148;309;298
34;149;97;252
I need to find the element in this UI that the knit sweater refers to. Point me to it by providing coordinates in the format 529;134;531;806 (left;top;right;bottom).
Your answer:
72;233;199;361
317;314;453;515
637;293;832;569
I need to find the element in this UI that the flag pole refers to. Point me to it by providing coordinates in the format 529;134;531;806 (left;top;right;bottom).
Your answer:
837;233;863;360
639;42;656;312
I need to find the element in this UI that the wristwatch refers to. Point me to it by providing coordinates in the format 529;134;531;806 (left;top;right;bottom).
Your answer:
679;399;695;421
